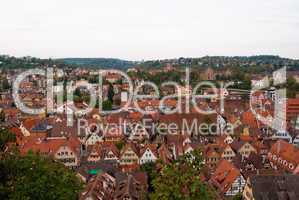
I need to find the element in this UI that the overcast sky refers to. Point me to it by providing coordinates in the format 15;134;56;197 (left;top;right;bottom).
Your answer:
1;0;298;60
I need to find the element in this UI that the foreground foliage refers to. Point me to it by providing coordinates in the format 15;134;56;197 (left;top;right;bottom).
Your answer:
0;128;16;151
150;150;216;200
0;152;82;200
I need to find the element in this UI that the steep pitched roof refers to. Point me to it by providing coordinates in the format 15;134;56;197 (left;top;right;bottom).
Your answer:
114;175;143;200
102;143;120;158
80;172;116;200
230;140;246;152
210;159;242;193
269;140;299;173
140;144;158;158
120;143;139;157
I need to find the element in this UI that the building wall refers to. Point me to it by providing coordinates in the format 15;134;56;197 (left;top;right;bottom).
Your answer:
221;146;236;162
86;134;102;146
242;179;254;200
104;150;119;162
239;143;257;158
87;151;101;162
225;175;246;196
120;148;139;165
55;146;78;167
139;148;157;164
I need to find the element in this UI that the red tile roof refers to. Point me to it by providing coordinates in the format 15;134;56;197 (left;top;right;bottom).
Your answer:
20;137;80;156
210;159;241;193
268;140;299;174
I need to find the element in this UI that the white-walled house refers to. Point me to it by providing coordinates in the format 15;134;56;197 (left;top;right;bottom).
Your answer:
55;145;79;167
85;132;103;146
225;175;246;196
210;159;246;196
139;145;158;165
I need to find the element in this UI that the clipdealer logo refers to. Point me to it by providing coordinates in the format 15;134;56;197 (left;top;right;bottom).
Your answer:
12;67;287;136
249;67;287;132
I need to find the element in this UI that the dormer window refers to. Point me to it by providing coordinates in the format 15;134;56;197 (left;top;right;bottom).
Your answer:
283;160;288;166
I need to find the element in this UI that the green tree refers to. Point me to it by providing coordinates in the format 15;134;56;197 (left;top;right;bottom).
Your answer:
115;140;125;151
0;152;82;200
74;89;81;97
2;78;10;91
108;83;114;103
0;128;16;152
102;100;113;111
286;77;299;98
150;149;215;200
232;193;243;200
0;111;5;122
140;162;158;192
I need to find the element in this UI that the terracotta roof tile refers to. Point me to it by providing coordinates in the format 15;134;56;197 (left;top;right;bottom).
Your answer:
210;159;241;193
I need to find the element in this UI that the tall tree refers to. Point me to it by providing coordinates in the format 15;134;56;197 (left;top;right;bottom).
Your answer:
150;149;216;200
0;111;5;122
0;128;16;152
102;100;113;111
1;78;10;91
107;83;115;103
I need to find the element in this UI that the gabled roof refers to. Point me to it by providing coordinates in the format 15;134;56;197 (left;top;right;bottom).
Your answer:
102;143;120;158
269;140;299;168
87;142;120;158
210;159;242;193
140;144;158;158
114;175;143;200
230;140;250;152
80;172;116;200
120;143;139;157
232;152;263;174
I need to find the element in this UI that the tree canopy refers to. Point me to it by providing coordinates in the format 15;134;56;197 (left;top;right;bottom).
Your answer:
0;128;16;152
150;149;216;200
0;152;82;200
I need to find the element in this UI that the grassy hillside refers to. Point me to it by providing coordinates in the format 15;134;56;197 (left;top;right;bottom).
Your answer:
58;58;134;69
